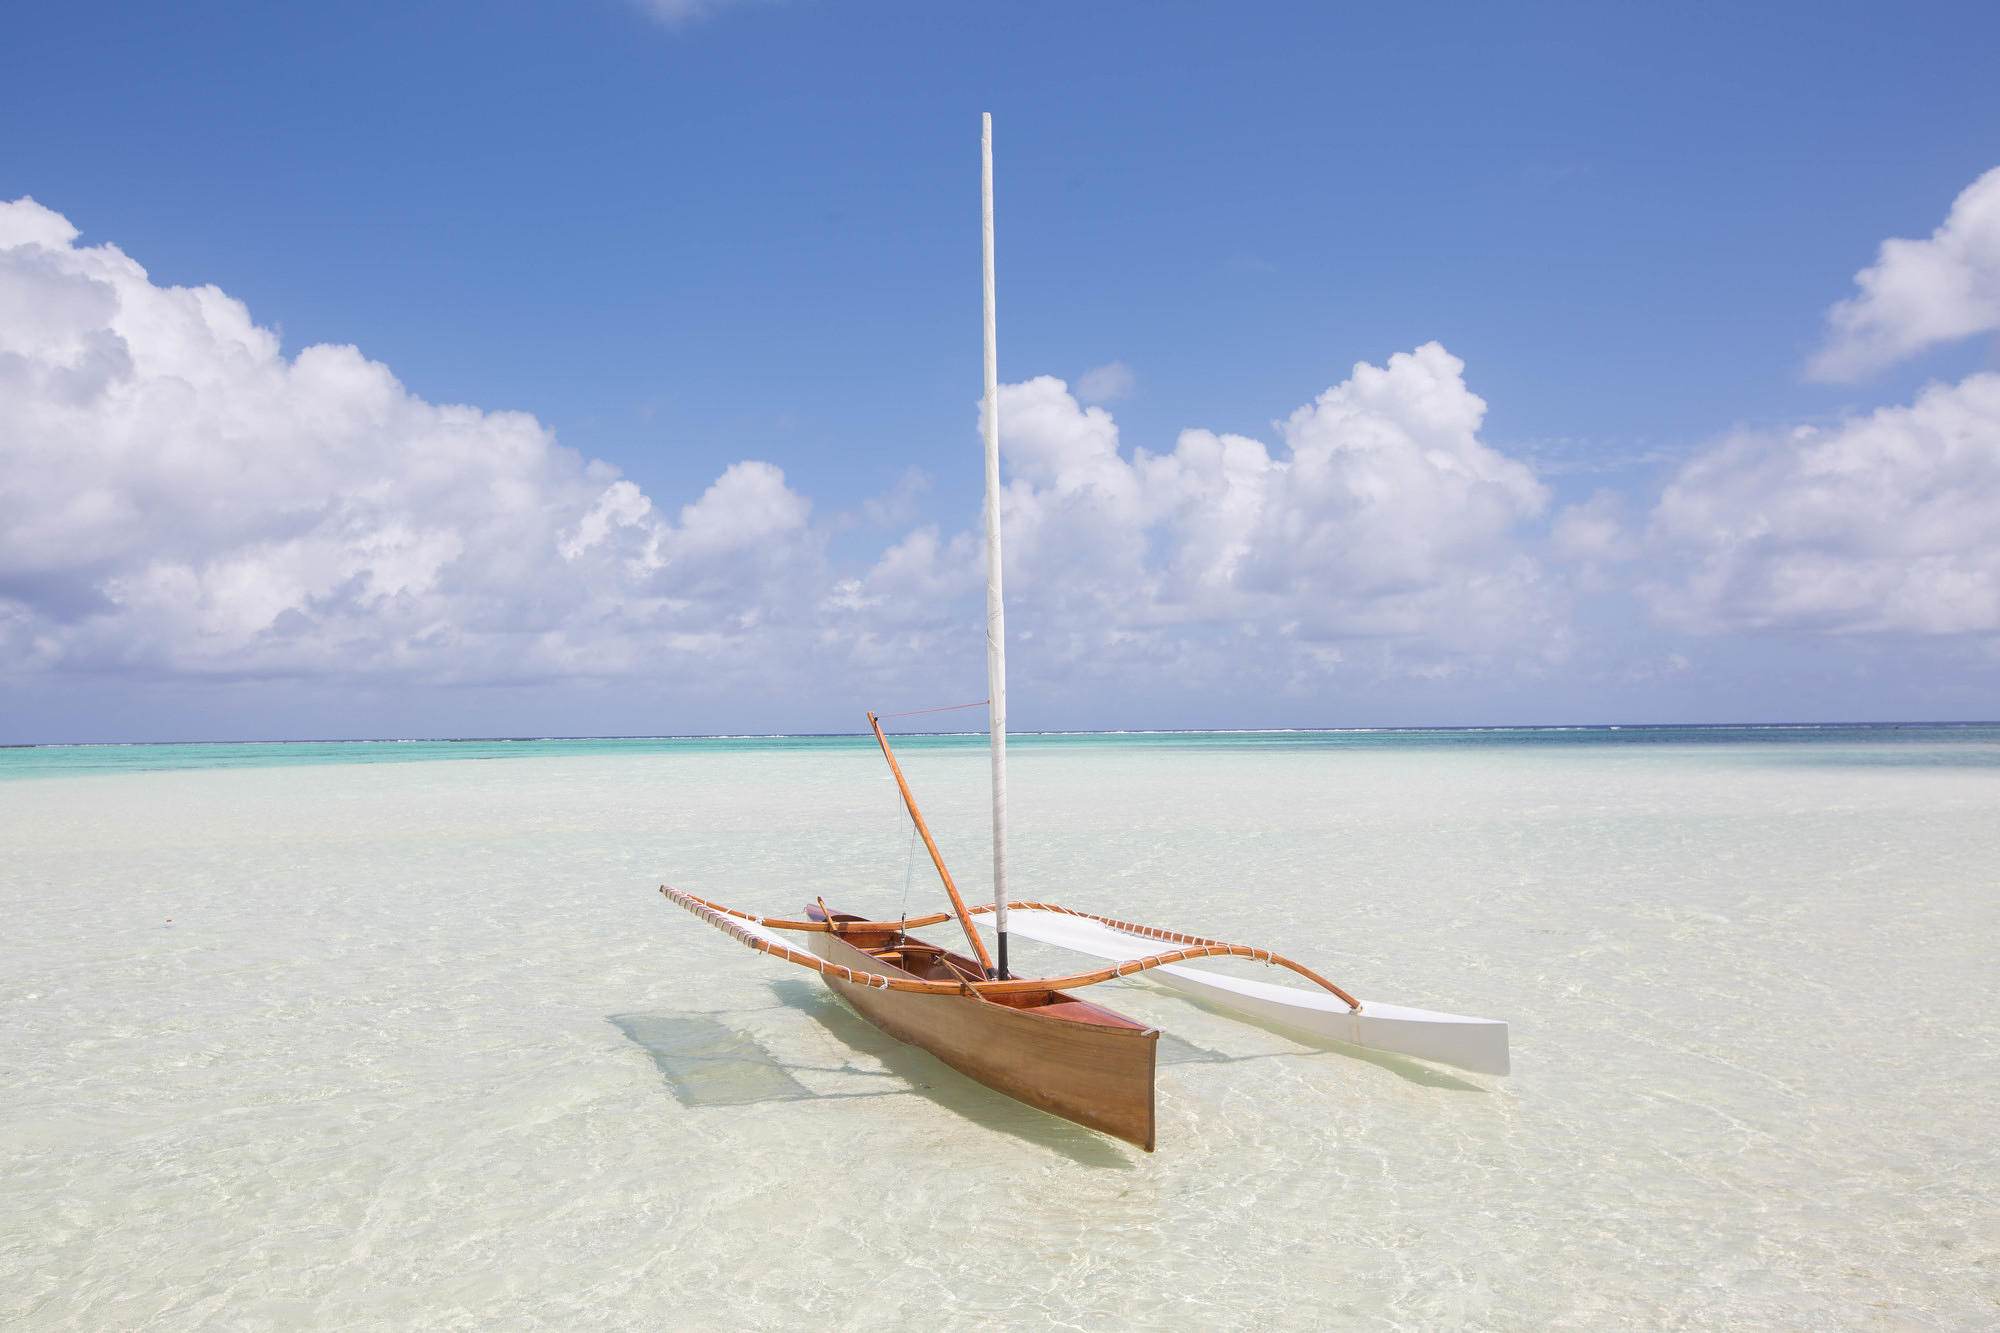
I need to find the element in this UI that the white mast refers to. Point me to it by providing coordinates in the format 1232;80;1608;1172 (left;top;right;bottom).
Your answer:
981;112;1010;980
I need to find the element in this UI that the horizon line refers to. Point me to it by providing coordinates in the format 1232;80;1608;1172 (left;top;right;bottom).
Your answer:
7;718;1999;750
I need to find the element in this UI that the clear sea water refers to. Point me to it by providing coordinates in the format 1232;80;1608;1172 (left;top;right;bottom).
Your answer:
3;725;1996;1329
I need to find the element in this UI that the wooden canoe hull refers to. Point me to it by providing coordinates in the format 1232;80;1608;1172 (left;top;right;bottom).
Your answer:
807;924;1160;1151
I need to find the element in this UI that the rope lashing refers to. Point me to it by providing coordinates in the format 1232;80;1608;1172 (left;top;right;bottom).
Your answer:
967;900;1363;1012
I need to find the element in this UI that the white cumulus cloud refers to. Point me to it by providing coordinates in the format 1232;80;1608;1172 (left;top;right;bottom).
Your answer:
1651;169;2000;646
0;197;818;686
844;343;1560;683
1809;165;2000;381
1646;372;2000;635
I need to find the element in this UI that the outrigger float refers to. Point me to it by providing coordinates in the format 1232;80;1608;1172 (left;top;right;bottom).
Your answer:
658;116;1507;1152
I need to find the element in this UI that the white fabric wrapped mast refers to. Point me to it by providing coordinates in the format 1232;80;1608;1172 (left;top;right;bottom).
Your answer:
982;112;1010;978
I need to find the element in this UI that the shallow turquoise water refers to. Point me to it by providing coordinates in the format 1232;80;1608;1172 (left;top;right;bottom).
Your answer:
7;721;1998;780
2;728;1996;1328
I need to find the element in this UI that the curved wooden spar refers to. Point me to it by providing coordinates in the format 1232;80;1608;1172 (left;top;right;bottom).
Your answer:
660;886;1358;1007
867;711;995;976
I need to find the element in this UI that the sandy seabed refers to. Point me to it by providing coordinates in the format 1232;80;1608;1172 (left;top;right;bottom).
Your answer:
3;734;1996;1329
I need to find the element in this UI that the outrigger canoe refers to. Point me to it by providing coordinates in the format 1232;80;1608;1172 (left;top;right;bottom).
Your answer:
655;115;1507;1151
659;884;1509;1149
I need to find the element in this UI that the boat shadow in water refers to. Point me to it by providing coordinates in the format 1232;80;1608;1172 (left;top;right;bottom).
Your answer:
609;991;1165;1168
610;1011;828;1108
610;983;1450;1160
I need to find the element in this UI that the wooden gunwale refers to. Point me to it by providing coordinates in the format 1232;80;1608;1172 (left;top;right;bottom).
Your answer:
662;886;1360;1010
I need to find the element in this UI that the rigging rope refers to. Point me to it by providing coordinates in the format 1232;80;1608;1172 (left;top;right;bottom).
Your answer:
897;820;918;929
874;699;989;721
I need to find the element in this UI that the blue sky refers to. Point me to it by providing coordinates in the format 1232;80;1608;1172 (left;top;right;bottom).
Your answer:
3;0;1999;741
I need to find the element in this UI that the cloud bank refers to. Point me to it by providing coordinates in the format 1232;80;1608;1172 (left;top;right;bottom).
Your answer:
6;170;2000;731
1646;164;2000;642
0;197;1586;708
1646;373;2000;635
0;197;819;689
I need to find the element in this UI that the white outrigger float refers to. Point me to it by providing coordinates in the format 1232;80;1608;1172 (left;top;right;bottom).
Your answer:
987;907;1510;1076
